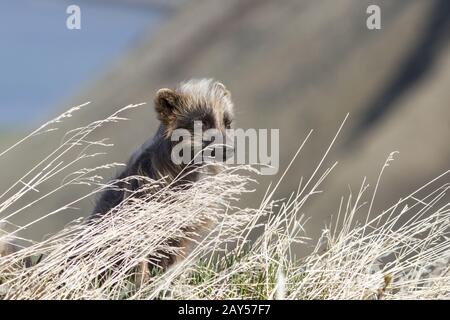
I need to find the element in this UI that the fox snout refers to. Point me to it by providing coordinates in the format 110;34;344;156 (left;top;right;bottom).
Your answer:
203;141;234;162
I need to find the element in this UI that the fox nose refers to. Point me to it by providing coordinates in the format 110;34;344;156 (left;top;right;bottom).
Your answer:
222;144;234;161
213;145;234;161
204;144;234;162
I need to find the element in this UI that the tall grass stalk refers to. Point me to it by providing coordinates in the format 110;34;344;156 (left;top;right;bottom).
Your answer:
0;105;448;299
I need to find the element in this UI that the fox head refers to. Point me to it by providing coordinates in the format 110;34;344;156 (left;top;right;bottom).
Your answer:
154;79;235;164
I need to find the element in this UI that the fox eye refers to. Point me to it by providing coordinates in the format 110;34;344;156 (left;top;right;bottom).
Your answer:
196;118;212;130
201;119;209;128
224;118;232;128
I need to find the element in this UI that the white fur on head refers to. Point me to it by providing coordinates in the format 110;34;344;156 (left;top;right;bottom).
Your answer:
178;78;234;116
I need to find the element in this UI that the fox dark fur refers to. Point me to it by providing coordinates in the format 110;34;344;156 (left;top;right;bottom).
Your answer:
89;79;234;271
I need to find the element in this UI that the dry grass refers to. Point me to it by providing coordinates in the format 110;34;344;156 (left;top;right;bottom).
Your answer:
0;104;448;299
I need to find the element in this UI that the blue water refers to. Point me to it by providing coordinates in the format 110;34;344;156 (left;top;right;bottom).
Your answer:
0;0;164;128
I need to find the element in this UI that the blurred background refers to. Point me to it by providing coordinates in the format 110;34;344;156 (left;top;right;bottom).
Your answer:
1;0;449;255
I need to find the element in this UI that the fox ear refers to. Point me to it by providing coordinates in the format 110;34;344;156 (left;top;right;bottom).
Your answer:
154;88;180;124
213;81;231;98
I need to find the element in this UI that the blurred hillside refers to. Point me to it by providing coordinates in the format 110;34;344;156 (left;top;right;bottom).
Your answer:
1;0;449;254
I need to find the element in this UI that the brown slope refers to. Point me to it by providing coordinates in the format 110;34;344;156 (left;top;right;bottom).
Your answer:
0;0;445;244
